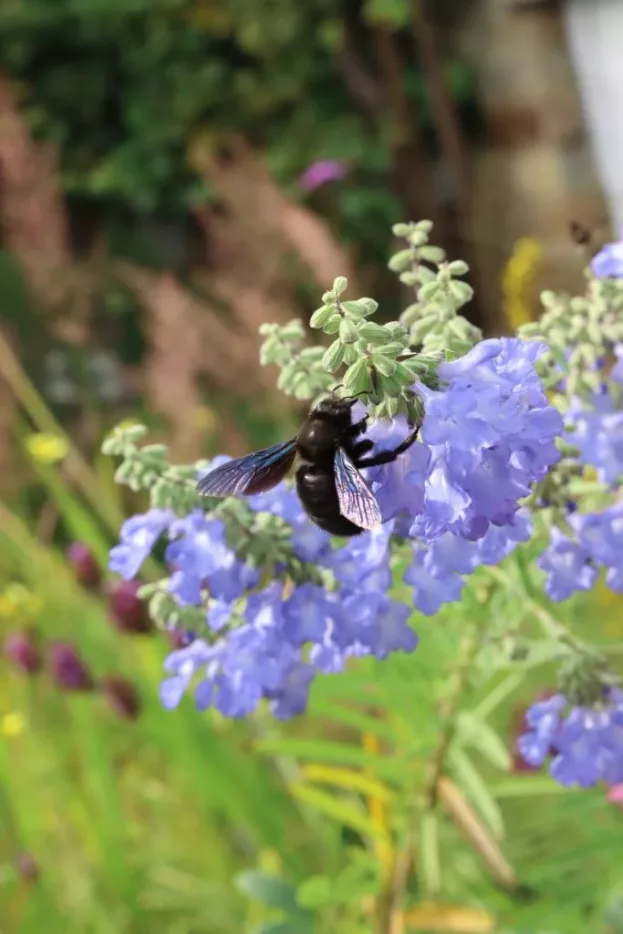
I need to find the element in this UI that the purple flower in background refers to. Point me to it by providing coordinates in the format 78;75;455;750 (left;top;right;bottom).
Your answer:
67;542;102;589
4;629;41;675
109;579;152;633
299;160;347;192
49;641;94;692
591;231;623;278
517;689;623;788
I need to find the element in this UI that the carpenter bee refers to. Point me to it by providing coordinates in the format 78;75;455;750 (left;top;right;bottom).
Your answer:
196;395;419;536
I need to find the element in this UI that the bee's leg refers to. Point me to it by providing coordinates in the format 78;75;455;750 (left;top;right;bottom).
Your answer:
353;426;420;468
345;416;368;439
349;439;374;458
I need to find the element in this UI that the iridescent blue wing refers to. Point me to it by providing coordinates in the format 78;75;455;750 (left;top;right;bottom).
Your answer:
334;447;382;530
196;439;297;497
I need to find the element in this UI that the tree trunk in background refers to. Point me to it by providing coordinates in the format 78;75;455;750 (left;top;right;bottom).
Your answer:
455;0;608;327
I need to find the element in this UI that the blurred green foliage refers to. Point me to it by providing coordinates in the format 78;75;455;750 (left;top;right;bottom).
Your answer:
0;0;476;228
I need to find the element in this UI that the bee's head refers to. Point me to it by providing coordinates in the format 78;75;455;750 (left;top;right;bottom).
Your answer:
311;393;358;425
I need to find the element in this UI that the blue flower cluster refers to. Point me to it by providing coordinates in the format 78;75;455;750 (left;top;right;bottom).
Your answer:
517;690;623;787
367;338;562;542
537;502;623;601
108;337;566;718
565;364;623;488
592;231;623;279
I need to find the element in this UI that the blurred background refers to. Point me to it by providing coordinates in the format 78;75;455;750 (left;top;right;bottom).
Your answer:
1;1;622;932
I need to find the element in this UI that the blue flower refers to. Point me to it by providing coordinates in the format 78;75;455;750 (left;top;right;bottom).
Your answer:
536;526;597;601
368;339;562;543
109;508;174;579
540;504;623;602
566;394;623;487
160;638;215;710
404;549;465;615
404;511;531;615
591;234;623;278
518;690;623;788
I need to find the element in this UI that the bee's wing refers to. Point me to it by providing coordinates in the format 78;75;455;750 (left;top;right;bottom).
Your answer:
334;447;382;530
196;439;297;497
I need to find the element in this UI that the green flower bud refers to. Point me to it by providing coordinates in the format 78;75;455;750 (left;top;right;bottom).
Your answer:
448;260;469;276
322;341;346;373
341;298;378;318
448;280;474;305
343;358;373;395
399;271;420;287
372;356;397;377
388;249;414;272
339;318;359;344
392;222;413;237
418;245;446;264
358;321;391;344
323;314;342;334
309;304;335;328
333;276;348;295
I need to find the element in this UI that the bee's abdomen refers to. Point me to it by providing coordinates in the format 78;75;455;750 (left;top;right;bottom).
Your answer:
295;465;363;537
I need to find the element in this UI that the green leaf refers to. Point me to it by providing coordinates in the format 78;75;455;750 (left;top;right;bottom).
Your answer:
296;875;333;909
419;811;441;896
252;923;311;934
255;738;410;782
448;749;505;840
490;776;574;798
456;712;511;771
290;782;388;840
235;871;299;914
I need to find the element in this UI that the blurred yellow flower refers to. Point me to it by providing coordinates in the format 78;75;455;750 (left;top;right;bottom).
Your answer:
0;583;43;619
191;406;216;432
1;711;26;738
25;432;69;465
502;237;542;330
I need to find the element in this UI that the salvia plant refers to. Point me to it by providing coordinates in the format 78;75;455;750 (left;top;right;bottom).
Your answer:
104;219;623;792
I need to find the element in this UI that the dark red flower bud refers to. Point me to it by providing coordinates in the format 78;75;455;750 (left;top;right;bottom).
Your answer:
4;630;41;675
99;676;141;720
16;851;39;884
109;580;151;634
66;542;102;589
168;629;196;650
49;642;94;692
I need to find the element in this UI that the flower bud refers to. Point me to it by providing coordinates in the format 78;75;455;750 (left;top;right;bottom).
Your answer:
99;676;141;720
4;630;41;675
168;629;196;650
16;851;39;883
49;642;94;692
66;542;102;589
109;580;152;634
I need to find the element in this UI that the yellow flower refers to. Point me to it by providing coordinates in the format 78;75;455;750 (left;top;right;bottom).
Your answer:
502;238;542;330
25;432;69;465
1;711;26;738
191;406;216;432
0;583;42;619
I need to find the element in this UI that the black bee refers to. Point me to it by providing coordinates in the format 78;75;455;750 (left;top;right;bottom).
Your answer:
196;395;419;536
